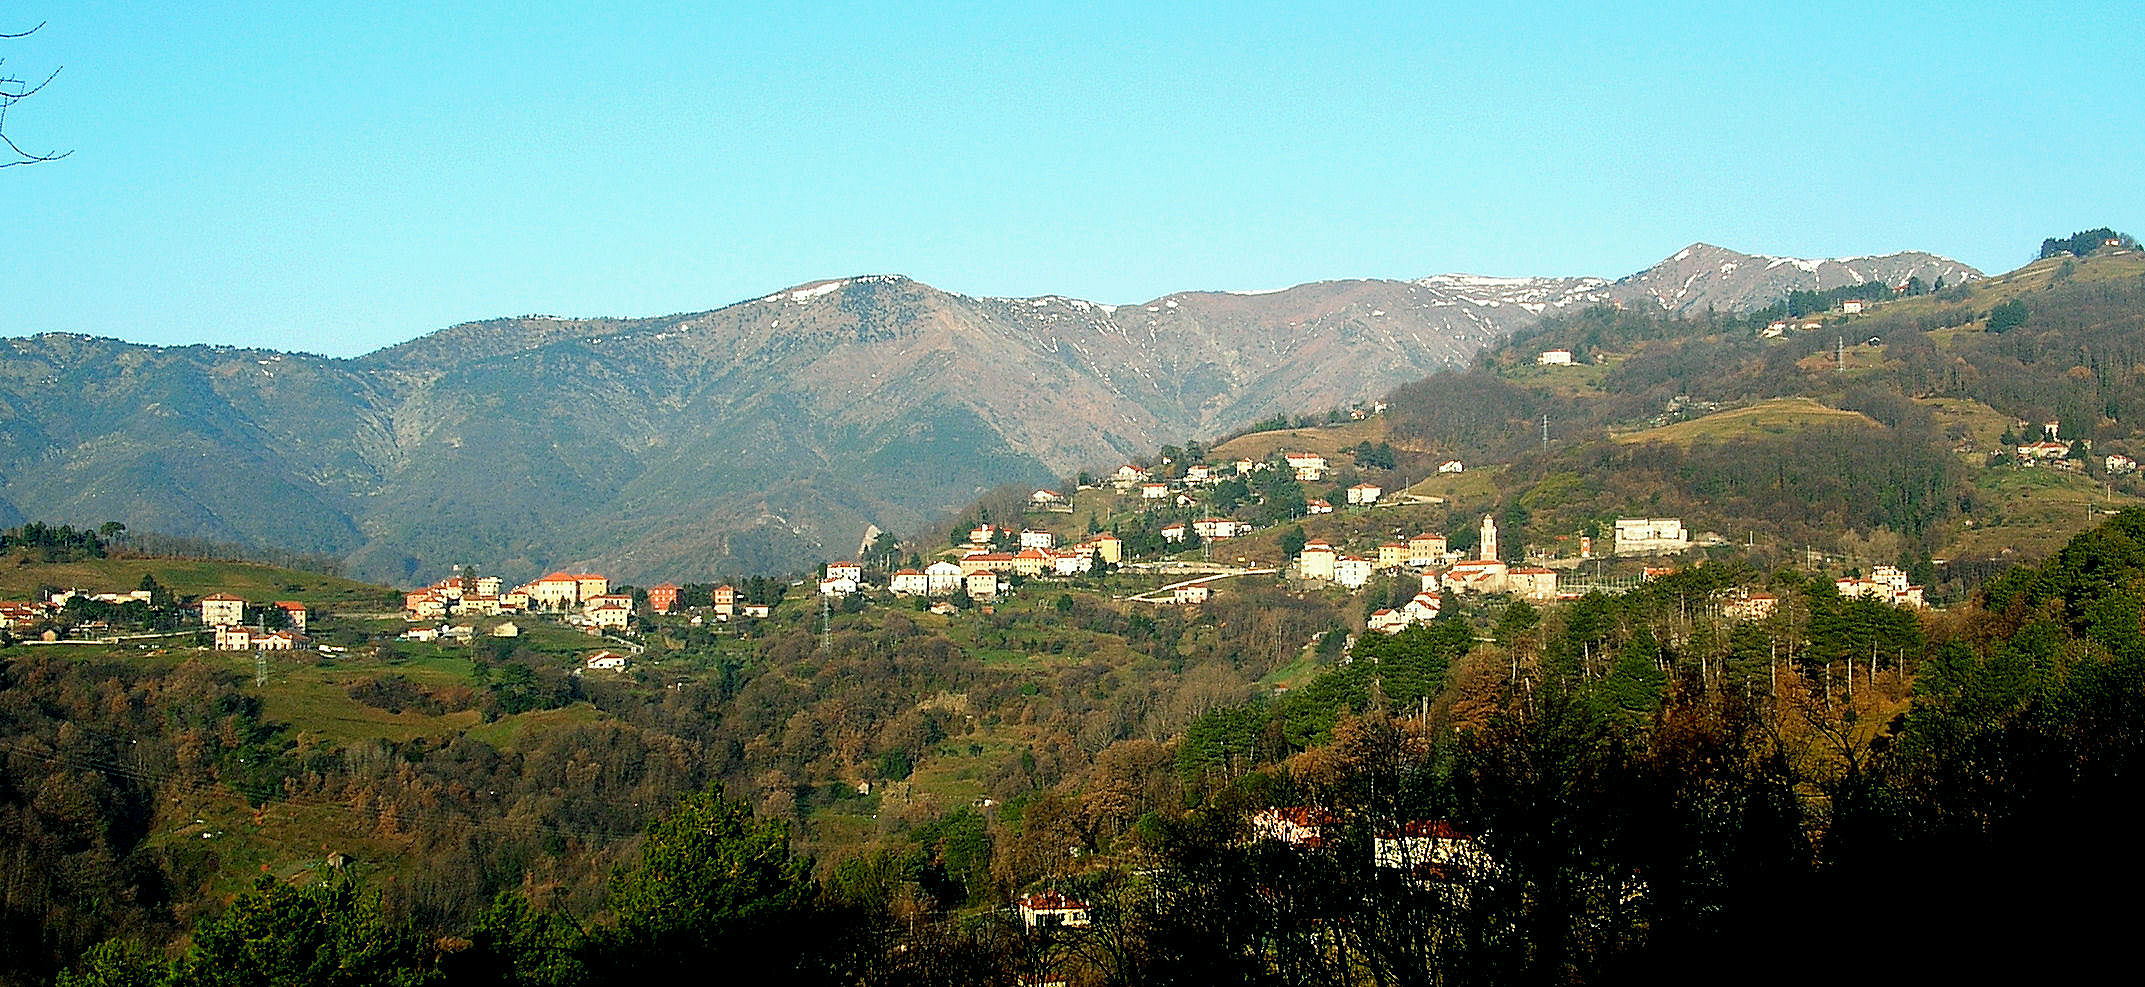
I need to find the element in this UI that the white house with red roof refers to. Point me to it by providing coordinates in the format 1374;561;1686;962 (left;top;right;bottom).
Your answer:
889;569;928;596
1015;891;1091;929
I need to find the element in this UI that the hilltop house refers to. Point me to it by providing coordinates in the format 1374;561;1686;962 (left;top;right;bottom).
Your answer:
1287;453;1329;482
1437;460;1465;474
711;585;737;618
1172;584;1210;604
1141;482;1170;500
648;583;681;614
1347;483;1383;506
1306;498;1334;515
1537;349;1574;365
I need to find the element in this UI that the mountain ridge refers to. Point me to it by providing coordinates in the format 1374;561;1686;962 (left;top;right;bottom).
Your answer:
0;244;1982;584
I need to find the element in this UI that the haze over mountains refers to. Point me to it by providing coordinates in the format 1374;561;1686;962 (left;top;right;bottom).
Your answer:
0;244;1978;584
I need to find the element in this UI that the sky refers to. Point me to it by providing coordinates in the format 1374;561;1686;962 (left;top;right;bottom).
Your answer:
4;1;2140;357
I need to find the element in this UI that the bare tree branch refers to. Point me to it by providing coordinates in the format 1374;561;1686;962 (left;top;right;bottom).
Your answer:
1;19;68;167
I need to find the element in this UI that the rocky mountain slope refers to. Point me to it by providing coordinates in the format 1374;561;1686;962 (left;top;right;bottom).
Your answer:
0;245;1979;584
1609;243;1979;315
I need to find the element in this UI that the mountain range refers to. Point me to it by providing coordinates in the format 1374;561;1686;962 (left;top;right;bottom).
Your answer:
0;243;1979;584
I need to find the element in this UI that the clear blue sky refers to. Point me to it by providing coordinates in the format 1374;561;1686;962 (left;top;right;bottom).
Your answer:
5;2;2139;357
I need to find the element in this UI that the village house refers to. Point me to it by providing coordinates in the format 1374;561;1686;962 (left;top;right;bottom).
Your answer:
1112;464;1151;488
490;621;521;637
1162;522;1187;543
1296;541;1338;581
1508;567;1559;602
818;574;859;597
1378;542;1409;569
1172;584;1210;604
1050;551;1091;577
1251;806;1335;849
1537;349;1574;365
0;601;54;631
1368;609;1409;634
2017;440;2070;461
1347;483;1383;506
889;569;929;596
968;523;996;546
708;585;736;618
215;625;302;651
1437;460;1465;474
1306;498;1334;515
1019;529;1056;550
404;591;446;621
959;552;1015;577
1402;591;1442;623
741;602;772;618
2107;454;2138;475
1836;564;1926;609
924;561;965;595
1193;517;1247;539
573;574;609;600
1184;464;1216;484
1722;592;1778;622
1373;820;1494;876
1007;548;1054;578
1613;517;1691;555
460;595;503;616
1031;489;1063;505
400;626;440;642
1408;533;1448;567
273;601;308;631
1841;298;1871;315
1089;534;1123;565
1287;452;1329;482
825;561;863;584
1015;891;1091;930
583;592;634;614
648;583;681;614
1140;482;1170;500
586;601;632;629
1232;457;1256;474
199;593;246;627
1443;559;1510;594
521;573;585;609
964;569;1001;602
928;600;958;616
1333;555;1375;589
584;651;628;671
474;576;503;597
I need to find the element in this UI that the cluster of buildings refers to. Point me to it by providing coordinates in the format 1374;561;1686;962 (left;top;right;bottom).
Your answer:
1835;564;1927;609
403;571;639;631
872;527;1128;604
1252;807;1495;882
1295;516;1561;608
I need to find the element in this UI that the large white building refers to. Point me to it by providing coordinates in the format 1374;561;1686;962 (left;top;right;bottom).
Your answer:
1613;517;1691;555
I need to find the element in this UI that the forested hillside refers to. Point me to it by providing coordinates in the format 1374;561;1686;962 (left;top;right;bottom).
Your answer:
18;504;2145;983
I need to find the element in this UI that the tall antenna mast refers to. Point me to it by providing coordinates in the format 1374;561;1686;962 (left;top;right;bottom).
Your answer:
1540;413;1550;447
1836;335;1846;372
